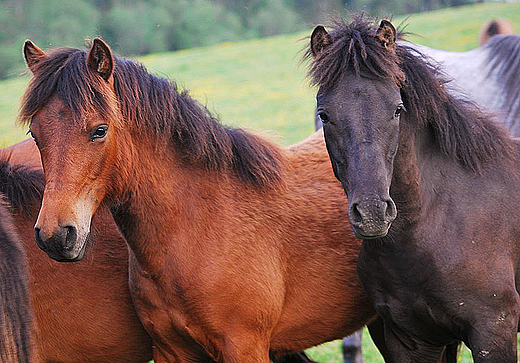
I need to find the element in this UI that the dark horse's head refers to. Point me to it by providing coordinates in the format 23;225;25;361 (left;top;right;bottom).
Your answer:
306;17;404;239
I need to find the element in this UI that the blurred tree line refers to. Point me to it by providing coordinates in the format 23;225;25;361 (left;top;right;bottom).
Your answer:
0;0;477;79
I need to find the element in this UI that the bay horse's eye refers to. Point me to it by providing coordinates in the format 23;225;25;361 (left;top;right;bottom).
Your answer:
394;104;406;118
318;111;330;124
91;125;108;141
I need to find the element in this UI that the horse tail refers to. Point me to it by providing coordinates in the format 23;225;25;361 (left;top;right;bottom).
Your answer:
479;18;514;46
439;341;460;363
0;203;37;362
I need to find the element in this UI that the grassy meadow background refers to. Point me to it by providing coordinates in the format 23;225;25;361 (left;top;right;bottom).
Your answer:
1;2;520;362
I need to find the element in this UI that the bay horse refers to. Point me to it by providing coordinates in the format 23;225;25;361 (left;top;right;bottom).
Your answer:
0;140;314;363
308;15;520;362
0;194;36;362
20;39;379;362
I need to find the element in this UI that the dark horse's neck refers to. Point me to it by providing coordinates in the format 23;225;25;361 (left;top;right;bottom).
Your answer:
386;120;426;237
388;112;516;243
385;46;516;240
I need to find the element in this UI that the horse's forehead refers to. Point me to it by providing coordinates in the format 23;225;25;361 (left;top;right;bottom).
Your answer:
33;95;84;132
322;74;399;106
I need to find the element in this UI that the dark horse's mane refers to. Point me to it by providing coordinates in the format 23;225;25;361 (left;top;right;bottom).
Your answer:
485;34;520;121
0;160;44;215
19;47;282;188
305;15;512;172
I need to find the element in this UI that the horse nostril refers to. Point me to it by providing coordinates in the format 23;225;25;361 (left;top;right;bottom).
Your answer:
350;203;363;225
64;225;78;249
385;200;397;221
34;227;43;246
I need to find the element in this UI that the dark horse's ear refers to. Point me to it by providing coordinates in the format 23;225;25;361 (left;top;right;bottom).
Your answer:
310;25;332;57
23;40;47;73
376;20;396;51
87;38;114;82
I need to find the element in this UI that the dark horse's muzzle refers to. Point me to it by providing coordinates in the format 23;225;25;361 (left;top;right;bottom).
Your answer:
348;197;397;239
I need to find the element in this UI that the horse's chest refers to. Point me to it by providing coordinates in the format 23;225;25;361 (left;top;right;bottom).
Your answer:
358;245;457;341
127;259;203;348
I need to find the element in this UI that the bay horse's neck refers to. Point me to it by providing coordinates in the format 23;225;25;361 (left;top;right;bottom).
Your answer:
108;127;284;276
110;134;224;272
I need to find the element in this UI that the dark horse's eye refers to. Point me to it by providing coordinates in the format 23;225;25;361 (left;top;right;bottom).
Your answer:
91;125;108;141
394;104;406;118
27;130;38;145
318;111;330;124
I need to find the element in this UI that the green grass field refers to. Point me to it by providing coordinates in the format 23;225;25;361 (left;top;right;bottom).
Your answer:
2;2;520;362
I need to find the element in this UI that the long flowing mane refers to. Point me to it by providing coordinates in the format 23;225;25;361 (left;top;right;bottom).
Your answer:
485;34;520;122
19;47;282;187
305;15;512;172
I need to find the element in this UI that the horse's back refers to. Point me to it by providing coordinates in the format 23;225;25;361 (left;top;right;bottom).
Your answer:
405;37;520;134
0;139;41;169
0;201;37;363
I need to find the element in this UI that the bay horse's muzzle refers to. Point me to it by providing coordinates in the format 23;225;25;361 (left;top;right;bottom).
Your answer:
348;197;397;239
34;224;85;262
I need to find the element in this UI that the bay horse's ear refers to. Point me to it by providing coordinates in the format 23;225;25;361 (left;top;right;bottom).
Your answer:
311;25;332;57
23;40;47;73
376;20;396;51
87;38;114;82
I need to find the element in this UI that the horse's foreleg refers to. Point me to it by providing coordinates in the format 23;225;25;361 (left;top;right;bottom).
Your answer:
382;323;445;363
152;344;173;363
271;351;318;363
221;335;270;363
466;289;520;363
152;342;214;363
342;330;363;363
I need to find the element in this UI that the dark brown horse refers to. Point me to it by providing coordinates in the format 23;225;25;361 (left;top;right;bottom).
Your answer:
0;146;154;363
21;39;379;362
308;15;520;362
0;194;36;363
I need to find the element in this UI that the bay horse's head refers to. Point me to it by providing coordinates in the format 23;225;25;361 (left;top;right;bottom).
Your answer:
22;39;120;261
307;17;404;239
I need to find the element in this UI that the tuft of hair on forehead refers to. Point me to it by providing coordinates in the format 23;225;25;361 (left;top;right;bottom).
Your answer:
19;46;119;128
304;14;405;92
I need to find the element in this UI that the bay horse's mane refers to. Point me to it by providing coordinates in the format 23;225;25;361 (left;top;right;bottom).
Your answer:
485;34;520;121
19;46;282;188
305;15;512;172
0;159;44;215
